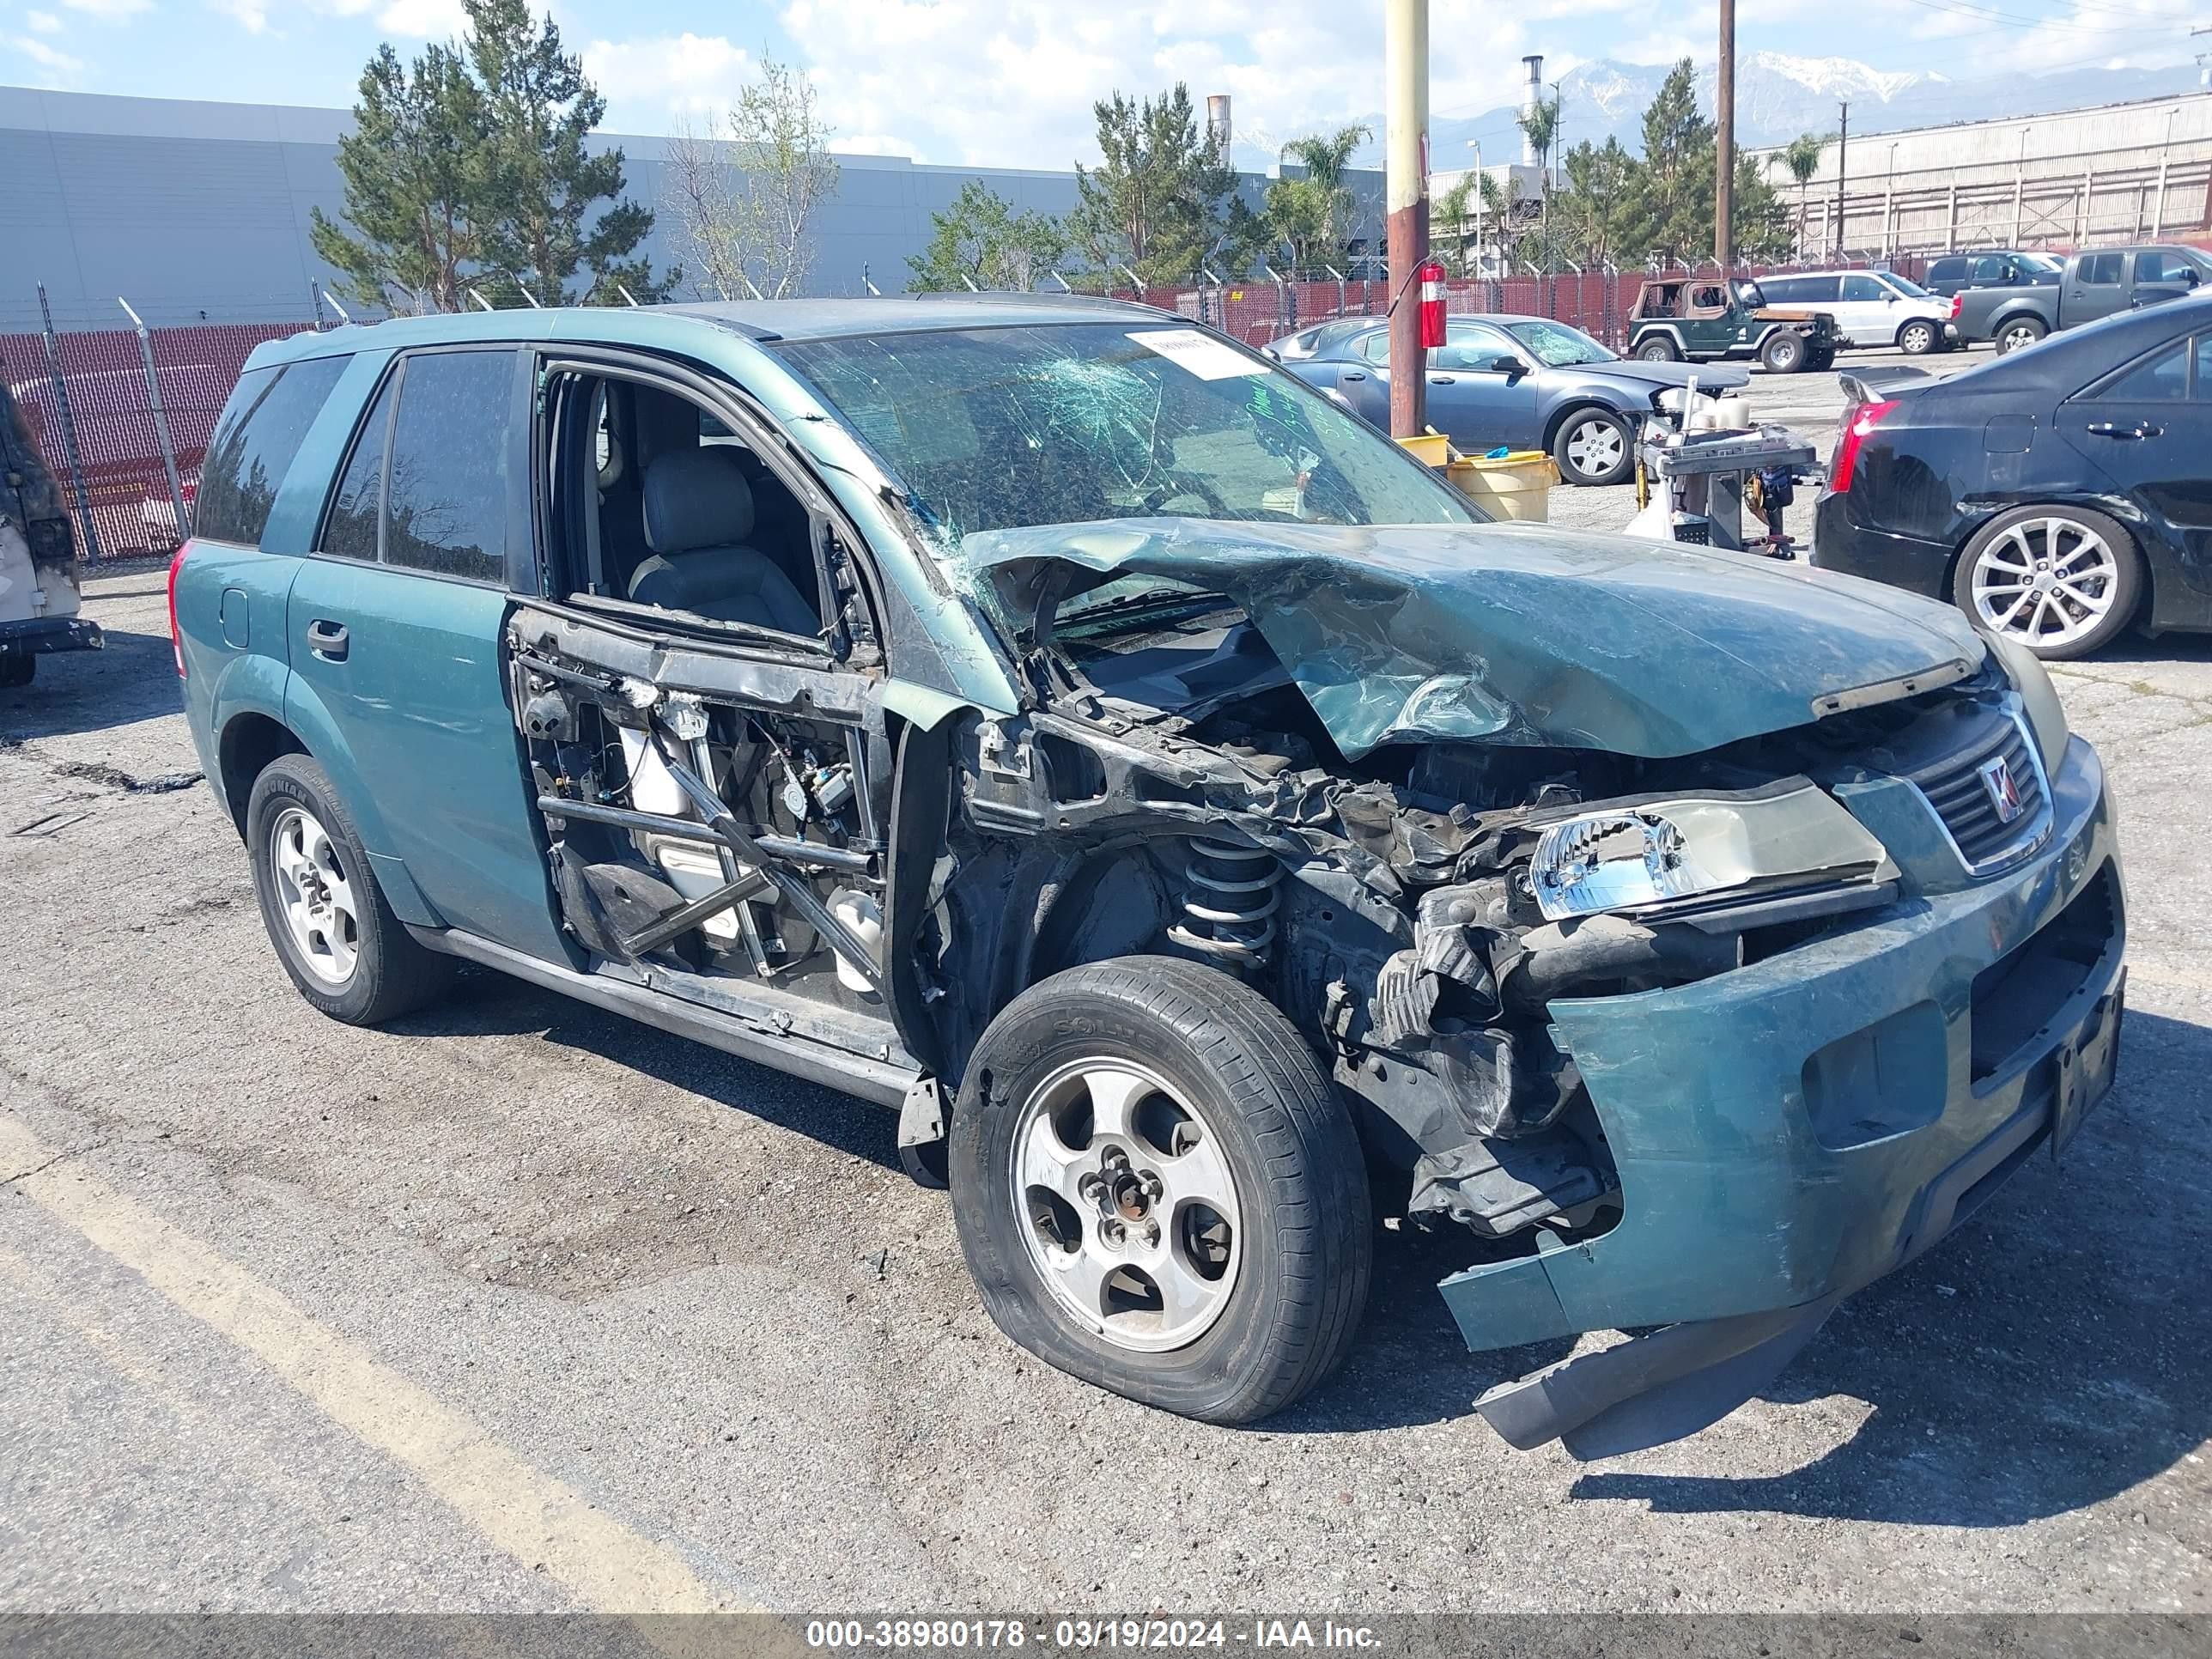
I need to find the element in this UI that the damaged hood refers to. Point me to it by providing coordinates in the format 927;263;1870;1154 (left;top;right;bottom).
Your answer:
966;518;1986;760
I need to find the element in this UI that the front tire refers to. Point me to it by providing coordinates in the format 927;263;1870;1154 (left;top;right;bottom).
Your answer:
1759;330;1807;374
949;956;1371;1425
1953;505;2142;660
246;752;457;1024
1552;407;1635;486
1898;319;1940;356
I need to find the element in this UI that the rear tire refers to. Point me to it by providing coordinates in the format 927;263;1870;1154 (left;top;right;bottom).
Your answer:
1759;330;1807;374
1551;407;1635;486
949;956;1371;1425
1632;335;1680;362
1995;316;2048;356
246;752;458;1024
1952;505;2141;660
1898;319;1939;356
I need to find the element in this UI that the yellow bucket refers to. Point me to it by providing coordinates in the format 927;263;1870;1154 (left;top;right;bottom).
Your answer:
1395;431;1452;468
1446;450;1559;523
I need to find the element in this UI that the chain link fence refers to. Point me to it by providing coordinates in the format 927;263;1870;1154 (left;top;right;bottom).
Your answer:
13;255;1928;563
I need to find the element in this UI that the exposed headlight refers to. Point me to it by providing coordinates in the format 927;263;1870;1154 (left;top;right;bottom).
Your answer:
1980;630;2070;775
1529;784;1893;922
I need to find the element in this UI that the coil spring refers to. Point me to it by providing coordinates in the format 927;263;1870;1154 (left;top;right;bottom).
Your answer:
1168;836;1281;969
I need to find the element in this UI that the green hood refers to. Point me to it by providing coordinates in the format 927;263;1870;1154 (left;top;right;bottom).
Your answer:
963;518;1987;760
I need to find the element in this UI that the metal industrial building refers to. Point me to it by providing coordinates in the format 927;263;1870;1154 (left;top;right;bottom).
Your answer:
0;85;1098;333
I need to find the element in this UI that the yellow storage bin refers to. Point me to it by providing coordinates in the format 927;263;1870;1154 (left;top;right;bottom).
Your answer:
1395;431;1452;468
1446;450;1559;523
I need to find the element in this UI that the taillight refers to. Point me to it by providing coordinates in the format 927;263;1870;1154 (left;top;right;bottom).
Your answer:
1830;398;1898;494
1949;292;1964;319
167;541;190;678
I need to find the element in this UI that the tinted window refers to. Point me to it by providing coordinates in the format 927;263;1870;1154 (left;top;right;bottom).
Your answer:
319;377;393;562
194;356;347;546
1929;258;1967;282
2198;337;2212;398
382;351;514;582
1758;277;1809;303
2136;250;2203;286
1840;274;1886;302
2079;252;2124;285
1971;256;2012;282
2094;341;2188;402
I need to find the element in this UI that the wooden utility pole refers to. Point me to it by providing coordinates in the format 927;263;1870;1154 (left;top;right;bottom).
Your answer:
1834;101;1850;258
1716;0;1735;269
1384;0;1430;438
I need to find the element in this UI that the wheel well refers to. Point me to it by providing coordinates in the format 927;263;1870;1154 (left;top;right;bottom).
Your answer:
216;713;305;836
1894;317;1936;345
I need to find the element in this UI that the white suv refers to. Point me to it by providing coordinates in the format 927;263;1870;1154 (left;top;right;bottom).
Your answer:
1756;269;1960;355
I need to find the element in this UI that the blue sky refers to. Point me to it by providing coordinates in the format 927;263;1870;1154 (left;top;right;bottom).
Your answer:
3;0;2200;168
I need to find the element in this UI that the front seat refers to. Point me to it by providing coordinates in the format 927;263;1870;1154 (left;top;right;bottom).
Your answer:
629;447;818;635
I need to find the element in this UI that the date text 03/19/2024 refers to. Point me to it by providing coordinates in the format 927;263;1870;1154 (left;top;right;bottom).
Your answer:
803;1620;1383;1650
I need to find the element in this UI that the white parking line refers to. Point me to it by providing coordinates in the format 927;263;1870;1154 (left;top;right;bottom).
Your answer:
0;1112;744;1615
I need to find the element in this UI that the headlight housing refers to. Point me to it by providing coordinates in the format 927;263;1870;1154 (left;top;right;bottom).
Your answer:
1980;630;2070;775
1529;783;1894;922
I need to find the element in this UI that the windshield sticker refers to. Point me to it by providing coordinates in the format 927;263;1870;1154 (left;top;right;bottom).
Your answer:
1127;329;1267;381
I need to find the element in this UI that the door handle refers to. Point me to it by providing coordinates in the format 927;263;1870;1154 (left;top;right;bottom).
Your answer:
2085;421;2161;440
306;618;350;660
1340;370;1367;381
1429;374;1456;385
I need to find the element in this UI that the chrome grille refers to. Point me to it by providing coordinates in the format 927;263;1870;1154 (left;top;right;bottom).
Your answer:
1905;708;2050;874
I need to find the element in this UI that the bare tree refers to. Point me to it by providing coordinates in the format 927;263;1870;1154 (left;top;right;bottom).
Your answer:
664;55;841;300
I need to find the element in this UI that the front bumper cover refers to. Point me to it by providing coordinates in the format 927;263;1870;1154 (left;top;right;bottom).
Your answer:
1448;734;2124;1456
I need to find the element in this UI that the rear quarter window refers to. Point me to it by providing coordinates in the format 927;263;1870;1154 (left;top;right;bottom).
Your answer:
194;356;349;546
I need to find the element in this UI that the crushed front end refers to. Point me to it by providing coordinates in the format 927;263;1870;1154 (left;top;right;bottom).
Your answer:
960;520;2124;1457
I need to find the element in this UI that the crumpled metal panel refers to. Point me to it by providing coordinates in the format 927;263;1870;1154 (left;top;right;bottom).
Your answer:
963;517;1989;760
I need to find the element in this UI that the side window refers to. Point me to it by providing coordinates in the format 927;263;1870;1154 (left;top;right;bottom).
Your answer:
1840;274;1885;302
2088;340;2189;402
1971;256;2011;283
1929;258;1967;283
2197;337;2212;398
383;350;514;583
2136;251;2201;286
194;356;348;546
1759;277;1807;304
2079;252;2124;286
319;376;395;562
1358;331;1392;364
1433;326;1511;370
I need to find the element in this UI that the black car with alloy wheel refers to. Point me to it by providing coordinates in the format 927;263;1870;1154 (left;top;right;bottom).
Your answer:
1814;291;2212;659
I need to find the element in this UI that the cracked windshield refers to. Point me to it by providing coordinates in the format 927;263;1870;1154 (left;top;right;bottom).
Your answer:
777;322;1474;626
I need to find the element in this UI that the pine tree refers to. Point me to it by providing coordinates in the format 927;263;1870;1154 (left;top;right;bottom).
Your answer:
1072;86;1241;286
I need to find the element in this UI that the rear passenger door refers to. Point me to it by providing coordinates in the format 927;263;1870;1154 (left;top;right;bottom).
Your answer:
2063;252;2127;326
286;345;568;963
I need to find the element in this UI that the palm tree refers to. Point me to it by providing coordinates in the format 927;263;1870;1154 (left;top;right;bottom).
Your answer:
1516;92;1563;258
1277;123;1371;273
1478;172;1513;272
1774;132;1827;259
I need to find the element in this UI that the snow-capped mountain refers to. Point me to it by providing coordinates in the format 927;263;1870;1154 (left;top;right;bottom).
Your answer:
1308;53;2195;173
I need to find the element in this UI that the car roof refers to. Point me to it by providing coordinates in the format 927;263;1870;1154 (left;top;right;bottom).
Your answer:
240;293;1181;369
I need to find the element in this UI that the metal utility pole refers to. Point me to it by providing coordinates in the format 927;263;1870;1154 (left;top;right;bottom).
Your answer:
117;296;186;540
1384;0;1430;438
1834;102;1850;259
1716;0;1735;269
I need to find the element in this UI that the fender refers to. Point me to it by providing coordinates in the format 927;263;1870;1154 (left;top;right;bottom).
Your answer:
1627;322;1686;356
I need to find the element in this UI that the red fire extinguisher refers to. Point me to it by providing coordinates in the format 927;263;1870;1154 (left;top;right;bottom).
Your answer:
1417;259;1447;349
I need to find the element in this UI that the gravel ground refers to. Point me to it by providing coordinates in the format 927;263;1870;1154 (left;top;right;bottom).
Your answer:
3;379;2209;1616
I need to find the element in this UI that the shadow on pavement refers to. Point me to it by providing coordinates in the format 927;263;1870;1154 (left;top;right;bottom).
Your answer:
0;626;185;744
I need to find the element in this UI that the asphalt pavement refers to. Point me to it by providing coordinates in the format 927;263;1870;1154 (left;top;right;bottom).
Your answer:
3;377;2209;1616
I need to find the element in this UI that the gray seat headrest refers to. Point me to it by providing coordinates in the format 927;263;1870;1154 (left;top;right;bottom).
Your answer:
642;447;756;555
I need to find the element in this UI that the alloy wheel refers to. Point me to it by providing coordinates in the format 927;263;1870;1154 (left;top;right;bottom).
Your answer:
1010;1058;1242;1353
2001;322;2043;354
1969;516;2119;650
269;804;360;986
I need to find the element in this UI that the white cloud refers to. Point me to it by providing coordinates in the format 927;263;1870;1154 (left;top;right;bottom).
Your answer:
206;0;266;30
6;29;82;73
377;0;464;33
61;0;149;19
25;9;63;29
582;33;756;127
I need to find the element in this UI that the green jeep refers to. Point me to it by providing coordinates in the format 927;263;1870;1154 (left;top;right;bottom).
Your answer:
1627;276;1840;374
